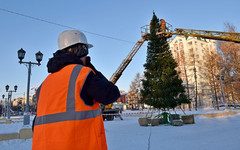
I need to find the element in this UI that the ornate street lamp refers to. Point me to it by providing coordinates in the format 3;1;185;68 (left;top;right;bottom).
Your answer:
5;85;9;92
216;74;220;80
17;48;26;63
14;85;18;92
221;75;224;80
5;85;17;120
17;48;43;126
35;51;43;65
216;74;227;109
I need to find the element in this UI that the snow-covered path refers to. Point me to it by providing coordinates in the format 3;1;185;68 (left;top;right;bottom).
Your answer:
105;114;240;150
1;110;240;150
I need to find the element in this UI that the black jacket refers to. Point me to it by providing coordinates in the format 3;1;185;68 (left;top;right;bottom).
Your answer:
47;50;120;105
32;50;120;132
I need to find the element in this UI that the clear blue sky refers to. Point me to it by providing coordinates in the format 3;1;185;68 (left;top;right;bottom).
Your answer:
0;0;239;99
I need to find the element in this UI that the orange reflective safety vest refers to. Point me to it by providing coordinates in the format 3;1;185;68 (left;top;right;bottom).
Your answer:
32;64;107;150
161;20;166;27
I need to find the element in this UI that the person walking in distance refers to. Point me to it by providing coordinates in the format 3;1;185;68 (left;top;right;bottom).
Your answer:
32;30;120;150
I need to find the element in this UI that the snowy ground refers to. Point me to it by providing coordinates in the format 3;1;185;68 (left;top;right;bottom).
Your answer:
0;108;240;150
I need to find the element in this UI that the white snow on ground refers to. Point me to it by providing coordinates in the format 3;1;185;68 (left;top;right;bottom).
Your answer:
0;108;240;150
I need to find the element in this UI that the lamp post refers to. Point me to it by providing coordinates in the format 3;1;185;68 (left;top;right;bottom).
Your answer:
216;75;228;109
2;94;5;117
5;85;17;120
135;89;139;110
17;48;43;126
0;100;2;117
1;94;4;117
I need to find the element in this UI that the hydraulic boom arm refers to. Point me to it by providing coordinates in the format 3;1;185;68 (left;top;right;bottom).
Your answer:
109;39;146;84
173;28;240;43
141;24;240;43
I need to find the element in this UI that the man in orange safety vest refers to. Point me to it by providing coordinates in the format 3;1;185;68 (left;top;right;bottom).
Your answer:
32;30;120;150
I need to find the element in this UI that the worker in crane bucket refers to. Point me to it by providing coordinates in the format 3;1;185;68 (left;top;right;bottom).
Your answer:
160;19;167;32
32;30;120;150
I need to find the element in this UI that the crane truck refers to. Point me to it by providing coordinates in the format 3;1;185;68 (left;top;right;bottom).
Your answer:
102;20;240;121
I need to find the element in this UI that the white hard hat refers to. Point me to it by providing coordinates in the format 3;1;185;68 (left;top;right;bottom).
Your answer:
58;30;93;50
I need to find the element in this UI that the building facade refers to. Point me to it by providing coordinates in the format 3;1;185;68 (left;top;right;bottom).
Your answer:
169;36;217;108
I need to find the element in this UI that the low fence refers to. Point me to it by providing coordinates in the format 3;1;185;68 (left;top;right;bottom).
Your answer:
1;110;240;141
200;111;240;118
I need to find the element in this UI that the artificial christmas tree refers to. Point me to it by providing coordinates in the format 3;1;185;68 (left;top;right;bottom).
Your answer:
141;12;190;116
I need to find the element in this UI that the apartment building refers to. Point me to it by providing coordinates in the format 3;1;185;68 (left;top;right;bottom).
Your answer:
169;36;217;107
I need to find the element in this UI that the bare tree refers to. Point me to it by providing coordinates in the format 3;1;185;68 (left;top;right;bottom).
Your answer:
204;48;220;110
185;52;199;110
127;72;142;109
217;23;240;105
177;50;192;110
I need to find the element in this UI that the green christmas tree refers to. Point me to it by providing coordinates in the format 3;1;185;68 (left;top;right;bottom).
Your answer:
141;12;190;111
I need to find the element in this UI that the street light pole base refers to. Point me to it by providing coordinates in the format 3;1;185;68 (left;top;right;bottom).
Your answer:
23;114;30;126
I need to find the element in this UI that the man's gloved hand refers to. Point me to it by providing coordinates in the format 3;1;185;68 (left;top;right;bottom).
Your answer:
85;56;108;80
85;56;91;66
85;56;98;73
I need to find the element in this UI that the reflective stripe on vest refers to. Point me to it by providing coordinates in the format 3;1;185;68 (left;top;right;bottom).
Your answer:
34;65;101;126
